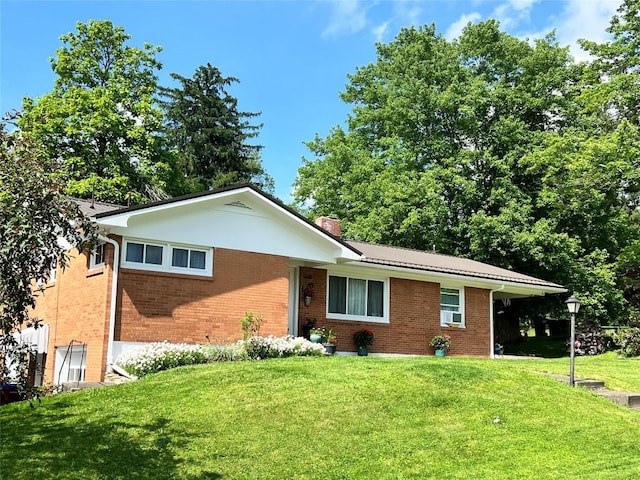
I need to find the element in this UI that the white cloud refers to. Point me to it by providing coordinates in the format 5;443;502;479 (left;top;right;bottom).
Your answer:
322;0;368;39
365;0;423;44
393;0;423;27
445;12;482;40
372;21;390;42
553;0;621;62
509;0;536;11
492;0;537;30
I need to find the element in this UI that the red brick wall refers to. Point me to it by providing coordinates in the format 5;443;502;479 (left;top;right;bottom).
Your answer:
33;240;290;383
31;245;112;383
116;248;290;344
298;267;490;357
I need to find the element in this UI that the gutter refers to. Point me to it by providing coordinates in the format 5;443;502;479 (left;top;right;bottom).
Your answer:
489;285;505;359
99;235;120;370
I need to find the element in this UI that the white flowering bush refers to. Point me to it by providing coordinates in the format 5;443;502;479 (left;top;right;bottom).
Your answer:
244;335;325;359
115;336;326;377
115;341;208;377
203;342;249;362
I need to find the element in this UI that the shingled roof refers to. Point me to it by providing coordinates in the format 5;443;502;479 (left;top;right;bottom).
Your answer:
72;197;124;217
348;241;563;289
69;186;562;291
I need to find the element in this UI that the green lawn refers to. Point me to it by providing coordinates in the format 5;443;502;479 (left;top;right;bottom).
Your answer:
503;352;640;392
1;356;639;479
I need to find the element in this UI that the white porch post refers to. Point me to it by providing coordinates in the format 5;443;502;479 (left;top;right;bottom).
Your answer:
288;266;300;336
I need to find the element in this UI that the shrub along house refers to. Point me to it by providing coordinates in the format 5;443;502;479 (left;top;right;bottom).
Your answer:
29;184;565;385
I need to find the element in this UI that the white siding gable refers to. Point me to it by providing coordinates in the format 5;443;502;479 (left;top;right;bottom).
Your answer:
96;188;359;264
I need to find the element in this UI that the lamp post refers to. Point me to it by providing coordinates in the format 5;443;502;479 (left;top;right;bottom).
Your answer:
565;296;581;387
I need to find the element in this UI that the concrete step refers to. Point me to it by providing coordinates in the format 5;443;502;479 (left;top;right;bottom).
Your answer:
575;379;606;390
61;373;135;392
594;390;640;409
61;382;105;392
103;372;135;385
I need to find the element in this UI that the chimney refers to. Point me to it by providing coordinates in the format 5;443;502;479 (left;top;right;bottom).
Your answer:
315;216;341;237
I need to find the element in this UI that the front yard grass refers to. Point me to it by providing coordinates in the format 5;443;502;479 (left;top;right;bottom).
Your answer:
504;351;640;392
1;356;639;479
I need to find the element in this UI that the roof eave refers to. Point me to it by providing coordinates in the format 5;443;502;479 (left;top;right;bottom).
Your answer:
352;259;566;294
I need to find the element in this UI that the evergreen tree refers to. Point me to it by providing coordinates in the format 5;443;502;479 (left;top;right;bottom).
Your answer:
162;63;272;192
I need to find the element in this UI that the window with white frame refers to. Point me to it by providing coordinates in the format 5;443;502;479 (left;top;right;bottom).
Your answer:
327;274;388;323
122;239;212;276
440;287;464;326
48;261;57;283
171;246;206;270
54;346;87;384
90;243;106;269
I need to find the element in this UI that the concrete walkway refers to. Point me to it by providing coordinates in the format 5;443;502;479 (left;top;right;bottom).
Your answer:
61;372;135;392
496;355;640;411
544;373;640;410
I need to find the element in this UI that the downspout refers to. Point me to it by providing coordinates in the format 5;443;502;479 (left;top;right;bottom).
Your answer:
489;285;505;359
100;235;120;370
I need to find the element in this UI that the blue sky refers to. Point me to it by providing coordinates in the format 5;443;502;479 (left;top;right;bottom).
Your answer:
0;0;621;200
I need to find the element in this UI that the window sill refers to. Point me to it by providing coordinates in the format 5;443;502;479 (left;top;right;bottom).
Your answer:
87;266;105;278
120;267;214;281
441;323;466;329
326;314;390;324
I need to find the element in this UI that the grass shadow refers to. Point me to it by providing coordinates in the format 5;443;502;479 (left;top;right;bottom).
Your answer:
0;395;223;480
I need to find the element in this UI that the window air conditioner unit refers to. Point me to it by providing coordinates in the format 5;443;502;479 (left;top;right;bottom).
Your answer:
441;311;462;324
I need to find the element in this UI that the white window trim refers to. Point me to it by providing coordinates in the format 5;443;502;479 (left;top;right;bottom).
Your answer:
440;286;465;327
48;262;57;284
325;271;390;324
122;238;213;277
89;243;106;270
168;245;209;274
54;346;87;385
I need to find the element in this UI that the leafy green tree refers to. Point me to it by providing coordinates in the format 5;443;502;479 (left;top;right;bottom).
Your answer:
19;20;182;204
0;113;95;393
162;63;272;192
580;0;640;126
296;22;575;252
295;20;637;324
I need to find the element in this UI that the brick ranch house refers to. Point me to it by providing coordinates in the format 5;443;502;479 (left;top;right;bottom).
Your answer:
27;184;565;385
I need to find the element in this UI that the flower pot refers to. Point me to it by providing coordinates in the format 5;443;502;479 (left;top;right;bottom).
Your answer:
310;333;323;343
304;296;312;307
435;349;446;357
357;346;368;356
323;343;336;355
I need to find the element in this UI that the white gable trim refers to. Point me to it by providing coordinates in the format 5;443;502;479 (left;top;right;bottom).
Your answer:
94;186;360;264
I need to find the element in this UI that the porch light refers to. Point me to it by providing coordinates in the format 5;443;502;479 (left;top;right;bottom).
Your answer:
565;296;581;387
565;296;581;315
